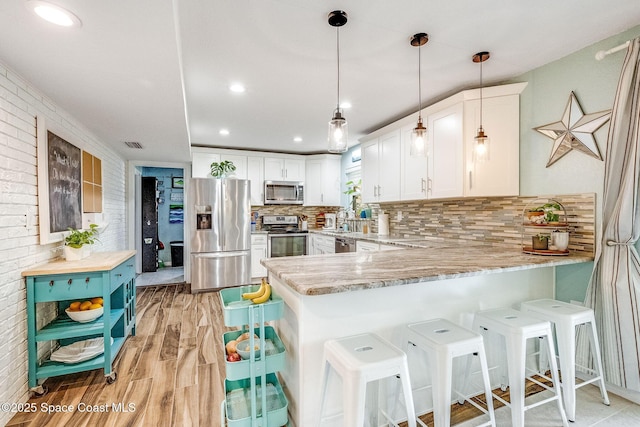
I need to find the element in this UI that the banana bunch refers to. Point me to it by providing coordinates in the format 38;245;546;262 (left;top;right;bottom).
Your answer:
241;278;272;304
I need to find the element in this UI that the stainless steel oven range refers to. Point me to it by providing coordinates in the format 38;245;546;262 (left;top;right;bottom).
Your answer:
262;215;308;258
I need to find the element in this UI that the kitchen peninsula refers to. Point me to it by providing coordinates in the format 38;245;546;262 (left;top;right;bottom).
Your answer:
261;243;593;426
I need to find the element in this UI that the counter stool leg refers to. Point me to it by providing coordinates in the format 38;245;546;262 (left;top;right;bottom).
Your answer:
343;375;366;427
431;350;453;427
587;321;610;406
505;334;527;427
546;334;569;427
400;360;418;427
555;320;577;421
318;361;331;427
478;348;497;426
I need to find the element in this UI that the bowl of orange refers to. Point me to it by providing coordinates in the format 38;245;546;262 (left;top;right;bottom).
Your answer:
65;298;104;323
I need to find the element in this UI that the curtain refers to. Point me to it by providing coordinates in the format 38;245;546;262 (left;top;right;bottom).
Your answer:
584;37;640;390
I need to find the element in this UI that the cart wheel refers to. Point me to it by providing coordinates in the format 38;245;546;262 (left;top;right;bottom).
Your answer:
500;384;508;392
106;372;118;384
31;385;48;397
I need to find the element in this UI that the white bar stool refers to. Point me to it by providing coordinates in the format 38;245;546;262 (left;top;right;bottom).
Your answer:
520;298;610;421
403;318;496;427
318;333;417;427
473;307;568;427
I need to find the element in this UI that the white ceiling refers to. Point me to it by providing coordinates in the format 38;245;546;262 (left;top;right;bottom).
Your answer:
1;1;639;162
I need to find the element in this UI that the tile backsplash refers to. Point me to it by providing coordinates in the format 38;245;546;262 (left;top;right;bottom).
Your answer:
251;205;340;229
376;193;595;255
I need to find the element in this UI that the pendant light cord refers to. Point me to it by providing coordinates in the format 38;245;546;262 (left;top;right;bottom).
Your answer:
418;43;422;120
336;26;341;111
479;57;483;127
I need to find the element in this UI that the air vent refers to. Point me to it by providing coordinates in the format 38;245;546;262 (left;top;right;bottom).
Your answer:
124;141;143;149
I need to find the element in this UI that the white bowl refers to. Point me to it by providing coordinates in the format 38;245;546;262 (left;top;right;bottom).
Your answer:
236;340;261;360
65;306;103;323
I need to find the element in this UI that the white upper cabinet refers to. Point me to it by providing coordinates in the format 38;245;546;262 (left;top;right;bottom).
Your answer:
428;102;464;199
191;151;220;178
463;93;520;197
400;124;428;200
361;82;526;202
264;157;305;181
247;156;264;206
191;149;247;179
220;154;248;179
362;130;401;203
305;154;341;206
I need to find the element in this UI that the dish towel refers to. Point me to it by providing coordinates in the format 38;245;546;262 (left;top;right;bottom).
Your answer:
50;337;114;364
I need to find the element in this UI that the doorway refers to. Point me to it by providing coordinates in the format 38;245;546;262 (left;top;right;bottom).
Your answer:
135;165;186;287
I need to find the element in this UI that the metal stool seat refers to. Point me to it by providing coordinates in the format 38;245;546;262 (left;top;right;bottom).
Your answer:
318;332;417;427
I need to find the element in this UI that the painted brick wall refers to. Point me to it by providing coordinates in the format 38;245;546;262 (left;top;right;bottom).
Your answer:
0;60;126;424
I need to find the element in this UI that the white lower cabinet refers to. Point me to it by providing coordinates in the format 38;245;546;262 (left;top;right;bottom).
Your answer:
356;240;379;252
380;243;403;251
310;234;335;255
251;234;268;279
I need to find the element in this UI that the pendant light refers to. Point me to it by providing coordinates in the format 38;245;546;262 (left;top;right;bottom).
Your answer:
410;33;429;157
327;10;348;153
473;51;490;162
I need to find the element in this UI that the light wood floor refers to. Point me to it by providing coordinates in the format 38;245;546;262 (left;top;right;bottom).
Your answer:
9;284;548;427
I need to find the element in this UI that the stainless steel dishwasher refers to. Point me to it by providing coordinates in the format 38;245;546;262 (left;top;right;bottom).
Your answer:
335;236;356;253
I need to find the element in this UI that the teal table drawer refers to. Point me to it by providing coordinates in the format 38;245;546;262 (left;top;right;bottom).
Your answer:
33;272;105;303
110;259;134;290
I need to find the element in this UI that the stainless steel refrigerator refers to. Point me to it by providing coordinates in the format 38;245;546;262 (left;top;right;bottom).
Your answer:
190;178;251;292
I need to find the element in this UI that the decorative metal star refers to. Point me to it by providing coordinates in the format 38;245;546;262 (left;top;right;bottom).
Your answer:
534;91;611;167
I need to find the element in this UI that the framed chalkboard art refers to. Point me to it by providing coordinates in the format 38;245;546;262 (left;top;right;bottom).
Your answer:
37;116;83;244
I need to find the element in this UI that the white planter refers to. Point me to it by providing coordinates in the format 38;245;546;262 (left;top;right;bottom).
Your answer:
64;245;91;261
551;231;570;251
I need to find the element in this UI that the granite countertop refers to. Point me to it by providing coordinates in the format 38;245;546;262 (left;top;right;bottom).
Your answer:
309;229;486;248
261;244;593;296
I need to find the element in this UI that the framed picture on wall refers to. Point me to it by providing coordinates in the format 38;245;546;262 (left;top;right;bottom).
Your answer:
172;177;184;189
36;115;84;244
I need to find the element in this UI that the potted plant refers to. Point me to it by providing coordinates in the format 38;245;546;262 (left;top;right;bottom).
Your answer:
343;179;361;214
532;233;550;250
64;224;99;261
210;160;236;178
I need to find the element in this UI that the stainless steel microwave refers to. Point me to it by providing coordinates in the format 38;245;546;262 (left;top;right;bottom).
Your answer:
264;180;304;205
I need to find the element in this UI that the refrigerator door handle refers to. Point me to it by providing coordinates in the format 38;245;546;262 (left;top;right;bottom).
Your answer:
193;251;249;259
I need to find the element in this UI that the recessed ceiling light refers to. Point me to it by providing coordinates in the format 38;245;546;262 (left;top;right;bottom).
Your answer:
229;83;245;93
340;101;352;109
26;1;82;27
219;129;230;136
293;137;303;143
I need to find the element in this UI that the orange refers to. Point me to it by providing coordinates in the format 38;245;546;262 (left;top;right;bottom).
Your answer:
89;303;102;310
80;301;92;311
69;301;81;311
90;297;103;305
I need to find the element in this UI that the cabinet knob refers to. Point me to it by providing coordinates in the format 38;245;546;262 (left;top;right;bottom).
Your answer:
68;279;73;285
85;277;90;284
49;280;54;287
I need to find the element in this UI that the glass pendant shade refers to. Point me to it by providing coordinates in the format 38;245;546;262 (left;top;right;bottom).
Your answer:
328;109;348;153
474;126;490;162
410;117;428;157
